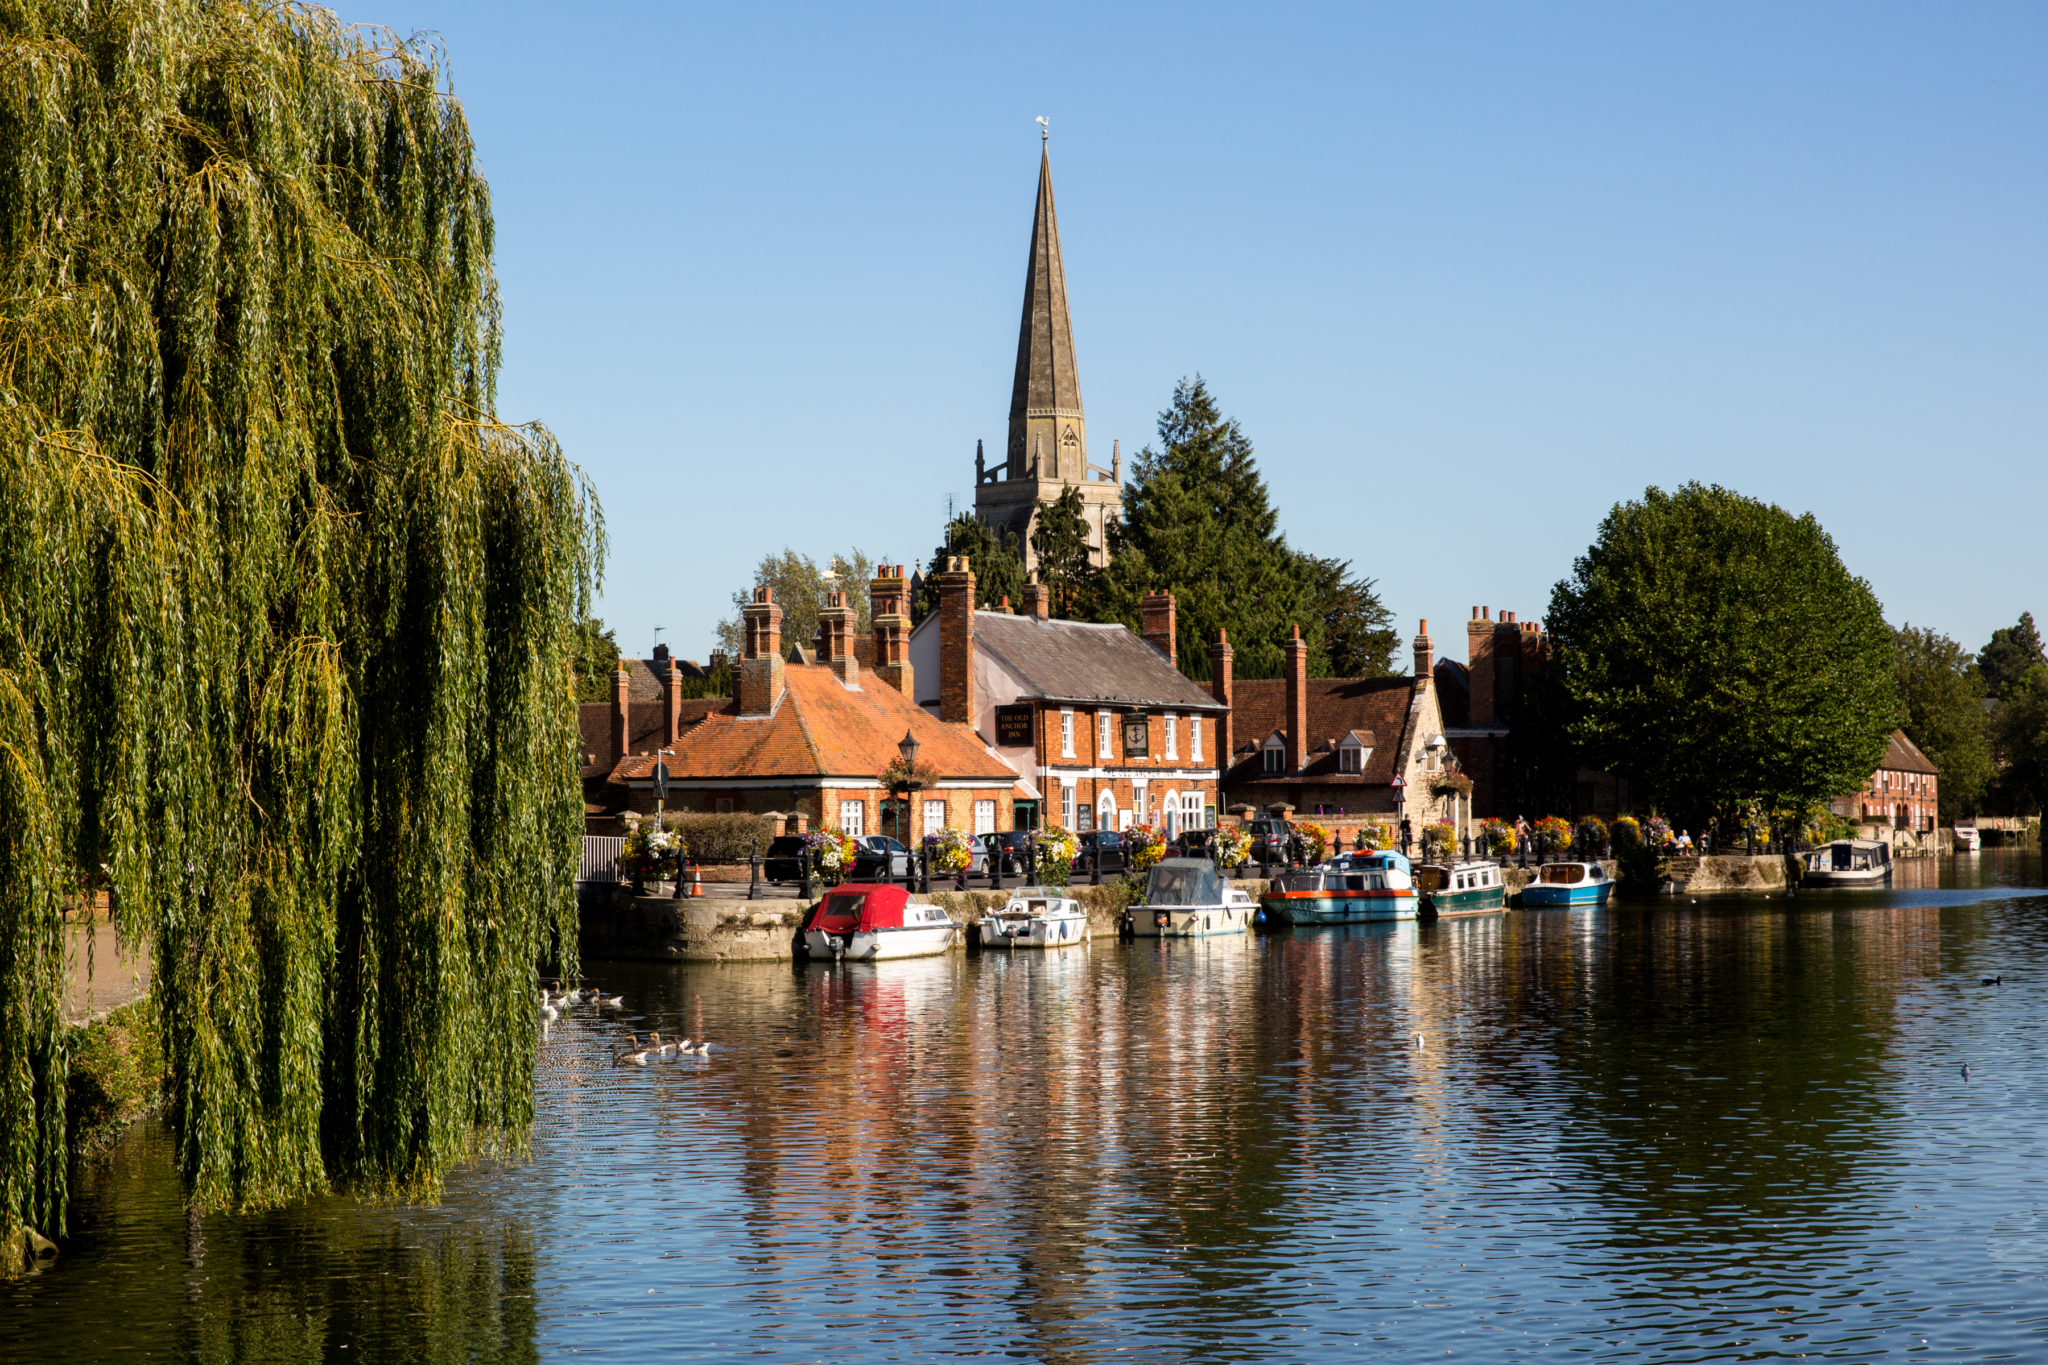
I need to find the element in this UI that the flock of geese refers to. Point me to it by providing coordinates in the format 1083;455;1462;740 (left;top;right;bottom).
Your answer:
536;984;715;1066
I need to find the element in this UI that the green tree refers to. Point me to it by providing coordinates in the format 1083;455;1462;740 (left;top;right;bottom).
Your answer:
1893;625;1993;819
1977;612;2045;701
1990;665;2048;815
1031;486;1097;617
716;549;874;657
911;515;1025;623
1082;377;1395;679
571;619;623;702
1544;484;1894;828
0;2;599;1267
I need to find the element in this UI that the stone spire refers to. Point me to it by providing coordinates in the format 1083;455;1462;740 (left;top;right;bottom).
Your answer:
1006;141;1085;483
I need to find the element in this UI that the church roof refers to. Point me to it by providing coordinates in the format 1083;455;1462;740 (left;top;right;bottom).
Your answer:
1010;145;1083;428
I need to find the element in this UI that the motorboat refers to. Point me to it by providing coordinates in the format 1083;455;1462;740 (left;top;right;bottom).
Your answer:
1953;826;1982;854
1415;860;1508;917
979;887;1091;949
1520;860;1615;908
1124;858;1257;938
1801;839;1892;887
802;883;961;961
1261;850;1420;925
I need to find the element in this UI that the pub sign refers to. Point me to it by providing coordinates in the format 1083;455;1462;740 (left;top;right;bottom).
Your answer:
995;704;1035;748
1121;713;1149;758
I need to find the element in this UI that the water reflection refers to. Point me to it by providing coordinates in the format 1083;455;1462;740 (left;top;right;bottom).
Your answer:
5;853;2045;1362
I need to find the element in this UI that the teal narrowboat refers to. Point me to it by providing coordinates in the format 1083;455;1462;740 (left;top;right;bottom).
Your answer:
1261;851;1420;925
1415;861;1507;916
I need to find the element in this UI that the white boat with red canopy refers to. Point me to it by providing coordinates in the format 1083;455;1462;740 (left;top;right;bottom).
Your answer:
802;884;961;961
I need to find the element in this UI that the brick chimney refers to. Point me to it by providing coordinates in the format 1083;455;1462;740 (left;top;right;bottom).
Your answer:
936;556;976;725
1412;619;1433;683
869;563;914;698
610;659;631;768
661;655;683;743
1467;607;1496;727
818;590;858;685
739;586;785;717
1285;624;1308;774
1209;627;1234;775
1141;590;1177;669
1021;575;1050;621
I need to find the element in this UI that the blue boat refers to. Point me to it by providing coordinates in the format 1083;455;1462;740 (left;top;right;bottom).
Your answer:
1520;860;1614;908
1262;851;1420;925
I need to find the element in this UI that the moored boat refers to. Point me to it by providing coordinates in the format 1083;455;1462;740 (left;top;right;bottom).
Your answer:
979;887;1091;949
1262;850;1420;925
1415;860;1507;917
1520;860;1614;908
1953;826;1982;853
1125;858;1257;938
802;883;961;960
1801;838;1892;887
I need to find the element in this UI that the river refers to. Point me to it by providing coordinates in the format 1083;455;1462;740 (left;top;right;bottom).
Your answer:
5;852;2045;1361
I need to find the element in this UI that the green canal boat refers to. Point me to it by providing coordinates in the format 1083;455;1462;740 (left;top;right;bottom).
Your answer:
1415;861;1507;917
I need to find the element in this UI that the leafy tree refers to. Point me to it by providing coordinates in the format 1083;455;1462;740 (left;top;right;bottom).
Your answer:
1544;483;1895;828
717;549;874;657
571;619;623;702
1990;665;2048;815
1081;377;1395;679
1893;625;1993;819
0;2;599;1265
911;515;1025;622
1977;612;2045;701
1031;486;1097;617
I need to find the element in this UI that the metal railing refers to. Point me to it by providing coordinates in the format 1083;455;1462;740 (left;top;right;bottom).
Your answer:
579;835;625;883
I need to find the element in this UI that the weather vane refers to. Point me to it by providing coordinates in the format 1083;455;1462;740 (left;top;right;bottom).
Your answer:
1036;115;1048;144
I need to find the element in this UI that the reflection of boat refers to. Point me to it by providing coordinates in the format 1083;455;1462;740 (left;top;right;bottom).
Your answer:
1415;860;1507;916
1520;861;1614;908
802;884;961;960
1262;851;1419;924
979;888;1090;948
1954;826;1982;853
1802;839;1892;887
1125;859;1257;938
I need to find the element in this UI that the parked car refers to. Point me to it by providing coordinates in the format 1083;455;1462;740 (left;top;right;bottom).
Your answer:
1245;817;1294;862
850;835;913;880
1168;829;1216;860
990;830;1036;877
764;835;808;883
1075;830;1128;874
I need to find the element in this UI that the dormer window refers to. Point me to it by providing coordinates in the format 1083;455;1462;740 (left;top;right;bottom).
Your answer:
1339;745;1362;774
1263;741;1285;774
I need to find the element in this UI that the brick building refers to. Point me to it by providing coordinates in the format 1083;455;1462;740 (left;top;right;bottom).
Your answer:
1221;620;1463;839
1834;730;1940;835
905;561;1225;837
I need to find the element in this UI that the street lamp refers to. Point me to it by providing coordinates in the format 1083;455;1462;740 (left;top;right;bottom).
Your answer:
893;731;923;884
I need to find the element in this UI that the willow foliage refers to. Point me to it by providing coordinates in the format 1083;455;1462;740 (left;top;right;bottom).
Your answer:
0;0;600;1270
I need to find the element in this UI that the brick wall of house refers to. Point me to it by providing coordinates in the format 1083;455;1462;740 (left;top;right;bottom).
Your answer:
1025;696;1220;833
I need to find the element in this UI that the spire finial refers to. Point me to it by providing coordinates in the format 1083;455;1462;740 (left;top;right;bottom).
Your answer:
1036;115;1048;146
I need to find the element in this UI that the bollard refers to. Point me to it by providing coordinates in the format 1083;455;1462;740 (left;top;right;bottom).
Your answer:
747;838;762;901
918;846;931;895
990;838;1004;891
1091;842;1103;885
799;846;816;902
672;855;687;899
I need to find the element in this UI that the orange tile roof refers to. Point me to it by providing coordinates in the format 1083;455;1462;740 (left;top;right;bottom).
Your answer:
608;665;1018;785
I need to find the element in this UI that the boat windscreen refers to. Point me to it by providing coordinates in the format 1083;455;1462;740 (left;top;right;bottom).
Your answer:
1146;861;1222;907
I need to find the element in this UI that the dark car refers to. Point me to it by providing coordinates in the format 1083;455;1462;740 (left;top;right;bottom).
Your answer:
990;830;1036;877
1168;829;1216;860
1244;817;1295;862
849;835;913;880
764;835;807;883
1076;830;1127;873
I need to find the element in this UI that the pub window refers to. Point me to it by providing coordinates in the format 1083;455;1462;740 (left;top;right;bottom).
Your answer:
1165;715;1178;760
1061;709;1075;759
1099;711;1114;760
839;799;865;837
1191;716;1203;763
1061;783;1076;830
973;799;996;835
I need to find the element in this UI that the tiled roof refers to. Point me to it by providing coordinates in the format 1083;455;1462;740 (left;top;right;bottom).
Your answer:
1223;676;1420;786
971;612;1224;711
577;698;726;776
607;665;1018;785
620;655;714;702
1880;729;1939;775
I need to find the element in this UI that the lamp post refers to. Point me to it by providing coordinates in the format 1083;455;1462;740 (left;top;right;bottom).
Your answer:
1389;774;1407;859
893;731;922;887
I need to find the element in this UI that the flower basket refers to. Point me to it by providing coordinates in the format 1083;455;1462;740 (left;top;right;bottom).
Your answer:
1478;818;1517;857
805;830;858;880
1357;822;1394;852
1212;825;1252;870
923;827;973;876
1573;815;1608;858
1530;816;1573;860
1299;822;1334;864
1125;823;1166;873
1420;820;1458;863
1612;816;1642;853
1035;826;1077;887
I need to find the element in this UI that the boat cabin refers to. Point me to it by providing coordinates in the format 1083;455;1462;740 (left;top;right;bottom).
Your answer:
1144;859;1225;907
1416;863;1503;895
807;884;951;934
1537;862;1609;886
1001;887;1073;915
1806;839;1891;873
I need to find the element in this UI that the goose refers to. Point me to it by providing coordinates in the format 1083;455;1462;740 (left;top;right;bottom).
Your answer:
689;1040;712;1056
599;993;625;1008
614;1041;652;1066
539;999;558;1021
1982;976;2003;987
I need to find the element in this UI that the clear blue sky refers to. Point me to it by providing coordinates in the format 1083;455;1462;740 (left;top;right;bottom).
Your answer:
401;1;2044;665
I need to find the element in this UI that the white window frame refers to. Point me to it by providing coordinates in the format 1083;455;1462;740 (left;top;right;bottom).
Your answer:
1263;742;1284;774
1339;744;1361;774
839;799;865;837
1133;779;1148;822
1098;711;1114;762
1182;791;1203;830
1191;716;1202;763
1164;714;1178;760
922;798;948;840
1061;708;1075;759
973;799;996;836
1061;782;1076;831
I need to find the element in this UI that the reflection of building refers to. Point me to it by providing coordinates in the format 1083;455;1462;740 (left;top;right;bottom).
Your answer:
1834;730;1939;837
972;140;1122;572
906;565;1223;835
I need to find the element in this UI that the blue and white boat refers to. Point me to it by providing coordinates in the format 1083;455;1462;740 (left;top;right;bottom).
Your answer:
1520;860;1614;908
1261;851;1420;925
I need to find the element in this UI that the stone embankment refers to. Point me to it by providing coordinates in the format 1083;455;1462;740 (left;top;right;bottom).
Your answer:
1654;853;1791;894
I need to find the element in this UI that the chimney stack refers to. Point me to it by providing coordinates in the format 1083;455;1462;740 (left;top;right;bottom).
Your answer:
818;589;858;685
1021;575;1050;621
1467;607;1496;727
1141;589;1177;669
869;563;915;698
739;586;785;716
1209;627;1234;776
1285;624;1308;774
661;656;683;742
936;556;976;725
1412;619;1433;682
610;659;631;769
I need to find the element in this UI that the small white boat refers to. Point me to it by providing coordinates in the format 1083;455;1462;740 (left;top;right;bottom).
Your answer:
803;884;961;961
979;887;1091;949
1953;826;1982;853
1124;859;1257;938
1802;839;1892;887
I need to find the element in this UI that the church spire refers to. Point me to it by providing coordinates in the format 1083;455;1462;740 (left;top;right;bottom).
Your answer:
1007;137;1084;483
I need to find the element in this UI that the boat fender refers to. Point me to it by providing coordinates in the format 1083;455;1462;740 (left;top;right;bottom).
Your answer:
1252;907;1266;927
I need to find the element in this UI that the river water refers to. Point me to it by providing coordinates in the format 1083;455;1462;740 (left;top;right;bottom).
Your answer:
6;852;2047;1361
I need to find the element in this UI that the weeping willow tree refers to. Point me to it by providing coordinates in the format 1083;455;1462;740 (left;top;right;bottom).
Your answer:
0;0;601;1271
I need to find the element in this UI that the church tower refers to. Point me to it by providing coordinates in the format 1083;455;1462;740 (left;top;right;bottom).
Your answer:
974;133;1122;571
